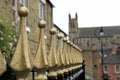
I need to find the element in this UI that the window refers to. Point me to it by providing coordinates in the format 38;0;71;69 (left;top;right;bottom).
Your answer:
72;23;75;28
115;65;120;73
20;0;26;6
94;65;97;69
87;40;90;47
103;65;108;73
39;0;45;19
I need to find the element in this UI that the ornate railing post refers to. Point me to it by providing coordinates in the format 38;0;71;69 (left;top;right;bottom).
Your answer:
71;45;79;79
72;45;84;80
0;50;6;76
47;28;58;80
56;33;64;80
67;41;74;80
10;7;33;80
69;42;74;79
66;40;71;80
33;20;48;80
62;38;69;80
70;44;75;77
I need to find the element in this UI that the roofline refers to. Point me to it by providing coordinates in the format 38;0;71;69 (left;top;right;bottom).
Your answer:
46;0;55;7
54;24;68;36
78;25;120;29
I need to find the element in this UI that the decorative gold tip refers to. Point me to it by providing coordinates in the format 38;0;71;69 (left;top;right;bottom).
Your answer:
75;45;77;49
18;7;29;17
67;40;70;44
70;42;73;46
73;44;76;48
57;33;62;39
63;38;67;42
50;28;57;34
38;20;46;28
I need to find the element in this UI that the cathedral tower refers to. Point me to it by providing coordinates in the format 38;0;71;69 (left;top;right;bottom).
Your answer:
68;13;78;43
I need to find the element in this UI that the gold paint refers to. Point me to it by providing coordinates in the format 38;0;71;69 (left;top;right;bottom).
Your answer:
47;70;57;76
57;70;64;74
56;33;64;75
33;20;48;80
10;7;32;80
35;70;48;80
62;38;69;74
70;42;73;65
57;33;64;66
18;7;29;17
48;28;57;67
0;50;6;76
38;20;46;28
47;28;58;77
67;40;71;64
63;38;69;66
49;28;57;34
33;20;48;69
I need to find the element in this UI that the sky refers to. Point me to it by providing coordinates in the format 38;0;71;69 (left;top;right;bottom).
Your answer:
50;0;120;34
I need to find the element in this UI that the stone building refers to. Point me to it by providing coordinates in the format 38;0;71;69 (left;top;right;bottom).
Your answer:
68;13;78;42
0;0;69;79
0;0;68;54
68;13;120;80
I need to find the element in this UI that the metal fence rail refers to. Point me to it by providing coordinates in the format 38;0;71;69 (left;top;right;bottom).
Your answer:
0;7;85;80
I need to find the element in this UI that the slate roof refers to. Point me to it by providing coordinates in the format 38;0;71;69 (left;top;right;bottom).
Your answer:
103;47;120;64
76;26;120;38
77;26;120;64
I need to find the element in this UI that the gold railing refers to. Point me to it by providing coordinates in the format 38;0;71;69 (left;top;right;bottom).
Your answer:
0;7;84;80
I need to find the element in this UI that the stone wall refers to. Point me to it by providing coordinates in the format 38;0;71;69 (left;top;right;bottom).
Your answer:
0;0;14;23
0;0;54;54
27;0;40;54
83;50;101;80
83;51;93;76
45;1;53;52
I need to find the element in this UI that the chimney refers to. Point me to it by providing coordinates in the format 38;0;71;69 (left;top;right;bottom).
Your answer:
112;44;118;54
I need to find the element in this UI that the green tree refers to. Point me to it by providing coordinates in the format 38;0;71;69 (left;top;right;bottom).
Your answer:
0;21;16;64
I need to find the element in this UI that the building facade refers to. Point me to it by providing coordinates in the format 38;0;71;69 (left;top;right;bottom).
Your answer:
68;14;120;80
0;0;68;54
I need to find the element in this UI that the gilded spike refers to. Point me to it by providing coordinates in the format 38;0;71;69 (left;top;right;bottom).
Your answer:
47;28;58;79
10;7;32;80
0;50;6;76
48;28;58;67
33;20;48;80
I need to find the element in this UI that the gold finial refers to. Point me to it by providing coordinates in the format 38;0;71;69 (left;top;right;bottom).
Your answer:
73;44;75;47
74;45;77;49
57;33;62;39
63;37;67;42
67;40;70;44
38;20;46;28
70;42;73;46
18;7;29;17
50;28;57;34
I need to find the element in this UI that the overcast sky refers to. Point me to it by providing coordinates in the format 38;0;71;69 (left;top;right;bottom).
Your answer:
50;0;120;34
